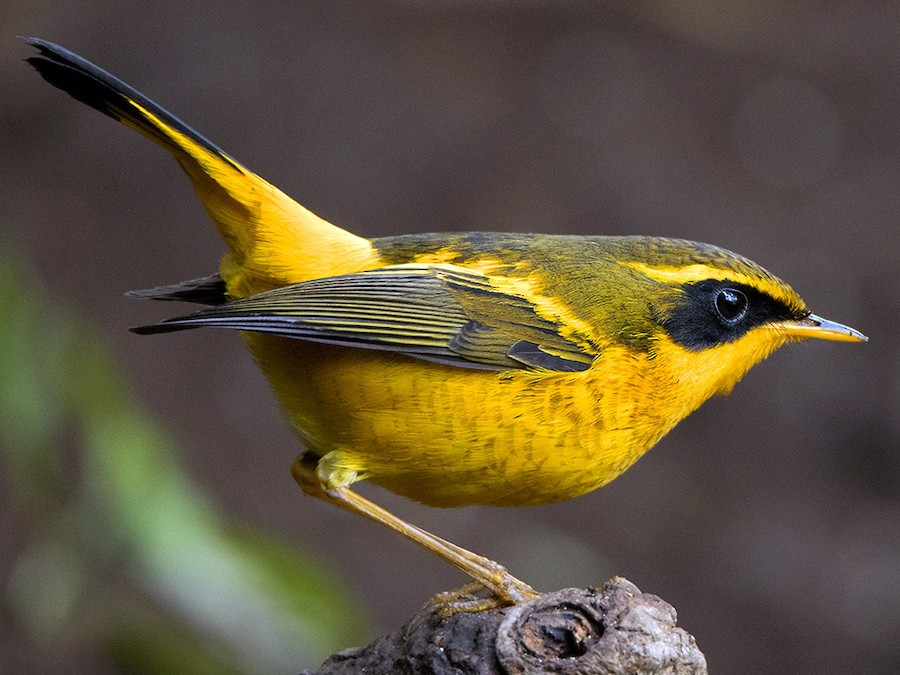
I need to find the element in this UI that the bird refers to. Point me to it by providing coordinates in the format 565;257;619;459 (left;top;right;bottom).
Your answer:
26;38;867;607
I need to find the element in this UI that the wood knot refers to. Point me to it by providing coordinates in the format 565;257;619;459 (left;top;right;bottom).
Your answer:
518;602;604;659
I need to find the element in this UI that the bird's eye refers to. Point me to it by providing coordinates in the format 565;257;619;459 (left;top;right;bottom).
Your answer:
714;288;748;324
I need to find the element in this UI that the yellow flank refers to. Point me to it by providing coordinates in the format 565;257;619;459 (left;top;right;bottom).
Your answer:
28;39;867;602
248;338;602;506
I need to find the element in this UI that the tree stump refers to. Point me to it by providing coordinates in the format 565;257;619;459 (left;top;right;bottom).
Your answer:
303;577;707;674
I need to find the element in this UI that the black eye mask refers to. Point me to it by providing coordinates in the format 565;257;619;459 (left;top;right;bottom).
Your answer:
663;279;802;350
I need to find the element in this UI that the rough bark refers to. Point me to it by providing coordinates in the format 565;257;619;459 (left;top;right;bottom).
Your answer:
302;577;707;674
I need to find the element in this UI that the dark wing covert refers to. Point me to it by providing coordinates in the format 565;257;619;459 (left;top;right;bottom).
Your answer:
131;266;596;372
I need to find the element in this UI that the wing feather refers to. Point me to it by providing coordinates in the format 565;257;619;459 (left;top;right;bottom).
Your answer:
132;265;597;371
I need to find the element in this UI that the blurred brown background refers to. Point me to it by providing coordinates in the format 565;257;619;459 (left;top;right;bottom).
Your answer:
2;2;898;673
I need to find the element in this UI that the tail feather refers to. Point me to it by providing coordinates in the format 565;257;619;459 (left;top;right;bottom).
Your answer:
26;38;377;296
26;38;234;166
126;274;228;305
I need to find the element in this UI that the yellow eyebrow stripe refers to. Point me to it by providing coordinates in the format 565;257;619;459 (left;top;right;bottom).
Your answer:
624;262;758;285
623;261;804;312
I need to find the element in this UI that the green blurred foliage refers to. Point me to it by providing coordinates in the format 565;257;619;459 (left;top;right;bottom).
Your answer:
0;240;367;673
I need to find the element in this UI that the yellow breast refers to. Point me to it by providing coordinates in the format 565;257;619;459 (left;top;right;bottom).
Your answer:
244;332;715;508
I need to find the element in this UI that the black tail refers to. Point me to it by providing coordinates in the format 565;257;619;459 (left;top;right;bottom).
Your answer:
25;37;235;166
26;37;376;299
126;274;228;305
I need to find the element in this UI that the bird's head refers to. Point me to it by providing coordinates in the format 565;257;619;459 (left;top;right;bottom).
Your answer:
563;237;867;400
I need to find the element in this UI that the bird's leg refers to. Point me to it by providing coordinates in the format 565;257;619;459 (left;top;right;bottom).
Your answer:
291;451;539;610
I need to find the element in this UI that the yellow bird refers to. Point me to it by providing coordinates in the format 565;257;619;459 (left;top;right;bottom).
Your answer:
27;38;867;606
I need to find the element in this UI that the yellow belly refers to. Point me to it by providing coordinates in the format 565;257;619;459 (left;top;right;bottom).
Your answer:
244;334;687;508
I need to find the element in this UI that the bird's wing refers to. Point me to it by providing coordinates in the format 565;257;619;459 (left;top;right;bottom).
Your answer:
131;265;597;372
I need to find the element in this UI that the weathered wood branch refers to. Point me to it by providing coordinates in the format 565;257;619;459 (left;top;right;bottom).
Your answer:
303;577;707;674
